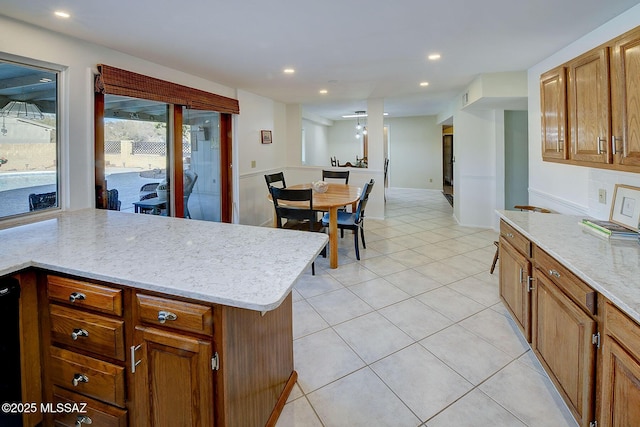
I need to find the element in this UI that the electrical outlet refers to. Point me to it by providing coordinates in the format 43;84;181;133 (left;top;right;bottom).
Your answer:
598;189;606;204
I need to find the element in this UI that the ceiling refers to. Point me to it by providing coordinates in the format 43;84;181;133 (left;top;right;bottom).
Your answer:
1;1;639;121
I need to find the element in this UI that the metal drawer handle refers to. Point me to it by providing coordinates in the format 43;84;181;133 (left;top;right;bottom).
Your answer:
158;310;177;323
72;373;89;387
505;232;514;238
69;292;86;303
71;328;89;340
76;415;93;426
549;269;561;278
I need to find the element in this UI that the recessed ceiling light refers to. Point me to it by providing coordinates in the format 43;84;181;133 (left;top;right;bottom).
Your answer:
319;89;328;94
420;82;429;87
54;11;70;18
283;68;295;74
428;54;441;60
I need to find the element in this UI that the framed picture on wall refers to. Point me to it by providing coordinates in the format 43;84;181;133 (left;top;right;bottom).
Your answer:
261;130;272;144
610;184;640;231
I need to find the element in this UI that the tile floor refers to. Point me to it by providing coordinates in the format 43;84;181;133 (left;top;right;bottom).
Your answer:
276;188;578;427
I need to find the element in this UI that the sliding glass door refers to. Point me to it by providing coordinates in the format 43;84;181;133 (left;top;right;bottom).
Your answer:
96;94;229;222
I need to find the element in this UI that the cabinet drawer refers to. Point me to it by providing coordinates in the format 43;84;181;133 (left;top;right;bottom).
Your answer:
47;275;123;317
500;220;531;257
136;293;213;335
605;301;640;358
52;385;127;427
50;304;125;361
533;246;597;315
50;346;126;408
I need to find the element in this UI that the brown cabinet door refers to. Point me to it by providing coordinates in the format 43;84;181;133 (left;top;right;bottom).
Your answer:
541;66;568;160
568;47;611;164
499;239;531;341
130;326;214;427
611;27;640;167
532;272;596;427
599;337;640;427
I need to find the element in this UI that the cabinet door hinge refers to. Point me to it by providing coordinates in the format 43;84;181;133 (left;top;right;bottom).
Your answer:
592;332;601;349
589;420;597;427
212;352;220;371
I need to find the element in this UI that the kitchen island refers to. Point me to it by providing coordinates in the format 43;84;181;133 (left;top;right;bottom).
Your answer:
0;209;328;427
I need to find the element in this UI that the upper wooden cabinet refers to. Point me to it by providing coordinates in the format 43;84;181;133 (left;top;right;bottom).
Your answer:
540;66;568;160
541;25;640;172
611;26;640;167
567;46;611;164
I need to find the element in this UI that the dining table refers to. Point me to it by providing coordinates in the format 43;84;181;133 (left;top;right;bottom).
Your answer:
271;183;362;269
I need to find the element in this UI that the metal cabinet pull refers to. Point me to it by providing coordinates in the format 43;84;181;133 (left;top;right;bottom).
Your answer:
549;269;561;278
71;328;89;340
76;415;93;426
505;232;514;238
72;373;89;387
130;344;142;373
597;137;606;154
519;268;524;284
612;135;619;155
69;292;86;303
158;310;177;323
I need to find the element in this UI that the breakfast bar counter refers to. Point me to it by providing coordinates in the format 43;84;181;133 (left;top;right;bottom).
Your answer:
0;208;328;311
0;209;328;427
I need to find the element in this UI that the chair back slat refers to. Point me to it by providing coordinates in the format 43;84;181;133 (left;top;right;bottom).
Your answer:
322;170;350;184
269;187;316;229
265;172;286;189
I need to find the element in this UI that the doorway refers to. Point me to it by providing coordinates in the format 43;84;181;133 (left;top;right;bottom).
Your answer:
442;129;454;206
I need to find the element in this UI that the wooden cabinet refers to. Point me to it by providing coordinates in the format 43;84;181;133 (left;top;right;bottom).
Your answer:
540;66;568;160
599;301;640;427
41;275;127;426
541;25;640;172
499;220;532;341
568;46;611;164
37;273;295;427
129;293;214;427
531;247;597;427
611;26;640;167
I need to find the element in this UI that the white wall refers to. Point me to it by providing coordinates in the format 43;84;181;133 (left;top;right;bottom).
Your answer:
527;5;640;218
385;116;442;190
453;107;497;227
301;119;330;166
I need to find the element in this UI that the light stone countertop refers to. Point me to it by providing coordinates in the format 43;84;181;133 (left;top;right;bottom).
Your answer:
497;210;640;323
0;209;328;312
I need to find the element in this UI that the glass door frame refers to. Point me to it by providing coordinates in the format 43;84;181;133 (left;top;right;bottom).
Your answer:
94;93;232;222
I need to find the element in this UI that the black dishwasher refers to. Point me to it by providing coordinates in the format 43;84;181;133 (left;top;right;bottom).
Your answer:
0;277;22;427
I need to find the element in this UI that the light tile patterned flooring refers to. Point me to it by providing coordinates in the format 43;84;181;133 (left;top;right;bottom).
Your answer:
276;188;578;427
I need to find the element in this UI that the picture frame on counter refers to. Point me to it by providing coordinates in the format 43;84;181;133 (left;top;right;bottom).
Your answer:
610;184;640;231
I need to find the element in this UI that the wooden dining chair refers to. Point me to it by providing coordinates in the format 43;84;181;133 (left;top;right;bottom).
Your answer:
269;186;326;275
322;170;350;184
264;172;286;189
321;179;374;260
491;205;552;273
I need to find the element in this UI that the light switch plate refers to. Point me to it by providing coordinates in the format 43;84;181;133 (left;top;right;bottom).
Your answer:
598;189;606;204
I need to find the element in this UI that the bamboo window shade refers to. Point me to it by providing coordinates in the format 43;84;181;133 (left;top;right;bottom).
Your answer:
95;64;239;114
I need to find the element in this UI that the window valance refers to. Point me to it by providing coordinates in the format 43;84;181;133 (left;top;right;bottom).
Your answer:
95;64;239;114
